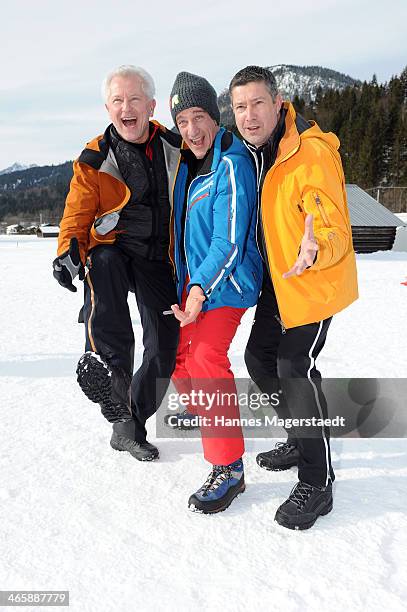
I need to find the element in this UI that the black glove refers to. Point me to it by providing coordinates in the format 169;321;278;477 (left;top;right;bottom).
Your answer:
53;237;85;292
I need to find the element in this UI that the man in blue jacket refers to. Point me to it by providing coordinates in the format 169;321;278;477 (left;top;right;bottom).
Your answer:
168;72;262;514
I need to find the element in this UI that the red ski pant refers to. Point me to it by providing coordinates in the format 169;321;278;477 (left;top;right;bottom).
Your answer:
172;299;246;466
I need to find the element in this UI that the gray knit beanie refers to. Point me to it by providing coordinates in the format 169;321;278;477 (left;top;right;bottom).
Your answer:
170;71;220;125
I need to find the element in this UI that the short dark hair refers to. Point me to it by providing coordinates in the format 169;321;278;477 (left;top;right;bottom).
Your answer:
229;65;279;101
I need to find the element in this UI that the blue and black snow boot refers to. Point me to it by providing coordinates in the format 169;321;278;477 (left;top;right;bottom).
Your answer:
188;459;245;514
76;351;133;423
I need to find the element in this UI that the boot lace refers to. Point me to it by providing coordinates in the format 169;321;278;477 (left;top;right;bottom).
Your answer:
288;481;315;509
272;441;296;456
200;465;231;496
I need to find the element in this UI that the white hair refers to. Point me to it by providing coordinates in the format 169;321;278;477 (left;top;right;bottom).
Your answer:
101;65;155;102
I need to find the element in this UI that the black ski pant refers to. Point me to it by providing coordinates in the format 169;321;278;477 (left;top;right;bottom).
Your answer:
83;245;179;443
245;271;335;488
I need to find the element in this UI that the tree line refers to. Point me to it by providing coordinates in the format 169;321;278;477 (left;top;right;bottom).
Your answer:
291;68;407;210
0;163;73;224
223;67;407;211
1;67;406;223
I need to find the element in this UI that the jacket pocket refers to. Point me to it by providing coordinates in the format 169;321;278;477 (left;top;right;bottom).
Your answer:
306;268;336;303
228;273;244;299
313;192;330;227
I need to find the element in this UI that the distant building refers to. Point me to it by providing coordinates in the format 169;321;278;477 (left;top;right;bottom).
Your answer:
6;224;23;234
393;213;407;251
36;225;60;238
346;184;406;253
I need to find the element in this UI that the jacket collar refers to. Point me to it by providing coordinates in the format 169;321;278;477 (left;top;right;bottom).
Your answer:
274;102;310;165
244;102;307;168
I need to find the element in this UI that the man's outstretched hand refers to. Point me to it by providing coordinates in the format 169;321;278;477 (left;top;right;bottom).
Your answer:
283;214;318;279
53;237;85;292
171;286;206;327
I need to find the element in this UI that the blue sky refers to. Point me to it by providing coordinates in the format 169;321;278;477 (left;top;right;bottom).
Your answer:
0;0;406;169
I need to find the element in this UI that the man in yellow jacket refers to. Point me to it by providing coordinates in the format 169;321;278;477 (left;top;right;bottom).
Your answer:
230;65;358;530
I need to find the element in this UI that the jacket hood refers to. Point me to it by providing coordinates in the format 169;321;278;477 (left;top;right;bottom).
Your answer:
271;102;341;166
300;119;340;151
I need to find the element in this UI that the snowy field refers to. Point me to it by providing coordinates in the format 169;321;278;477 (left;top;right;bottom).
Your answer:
1;235;407;612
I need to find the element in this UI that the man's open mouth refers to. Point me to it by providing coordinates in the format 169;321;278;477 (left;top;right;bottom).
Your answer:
122;118;137;127
191;137;204;146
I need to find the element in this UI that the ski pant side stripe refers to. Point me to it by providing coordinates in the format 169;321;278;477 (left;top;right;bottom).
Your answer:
86;273;97;353
306;320;330;487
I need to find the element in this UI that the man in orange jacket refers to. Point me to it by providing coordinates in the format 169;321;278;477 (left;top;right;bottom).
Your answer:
230;65;358;529
53;65;180;461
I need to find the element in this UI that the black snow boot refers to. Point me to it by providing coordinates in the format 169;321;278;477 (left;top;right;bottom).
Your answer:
76;351;133;423
110;431;159;461
256;440;300;471
275;480;333;530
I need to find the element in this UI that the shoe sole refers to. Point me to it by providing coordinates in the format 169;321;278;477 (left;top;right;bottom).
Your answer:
188;483;246;515
256;459;298;471
110;442;159;462
274;499;333;530
76;352;132;423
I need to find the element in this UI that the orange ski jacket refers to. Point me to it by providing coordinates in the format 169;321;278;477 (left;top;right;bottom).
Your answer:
57;121;181;265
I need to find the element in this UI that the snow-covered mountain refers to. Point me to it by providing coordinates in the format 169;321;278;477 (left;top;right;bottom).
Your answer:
268;64;359;102
0;161;72;192
0;161;37;176
218;64;361;126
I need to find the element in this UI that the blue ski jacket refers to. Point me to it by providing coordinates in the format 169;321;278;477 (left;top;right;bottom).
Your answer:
171;128;262;311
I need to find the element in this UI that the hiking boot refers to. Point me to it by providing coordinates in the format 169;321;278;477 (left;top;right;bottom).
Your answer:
256;440;300;471
275;480;333;530
110;431;159;462
188;459;245;514
76;351;132;423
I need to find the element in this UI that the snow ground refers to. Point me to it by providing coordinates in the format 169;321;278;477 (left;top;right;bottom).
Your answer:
1;236;406;612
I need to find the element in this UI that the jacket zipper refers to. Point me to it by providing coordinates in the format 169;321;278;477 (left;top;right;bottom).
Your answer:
274;314;286;334
168;155;182;281
229;273;244;299
314;192;330;227
245;141;287;328
146;161;157;259
259;170;287;330
251;149;266;262
244;118;302;332
184;170;215;285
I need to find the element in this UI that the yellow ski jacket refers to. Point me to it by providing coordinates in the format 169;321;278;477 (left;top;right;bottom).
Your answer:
258;102;358;328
